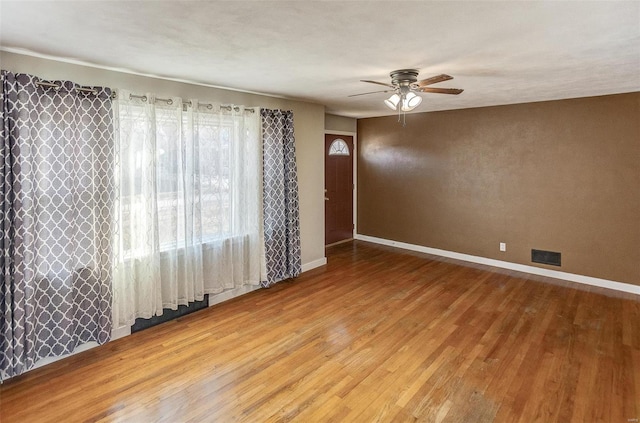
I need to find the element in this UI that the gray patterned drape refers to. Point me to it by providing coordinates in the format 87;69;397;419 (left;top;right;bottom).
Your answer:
1;71;114;380
261;109;301;287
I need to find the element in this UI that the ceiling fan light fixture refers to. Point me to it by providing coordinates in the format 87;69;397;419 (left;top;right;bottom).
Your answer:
401;92;422;111
356;69;461;124
384;93;400;110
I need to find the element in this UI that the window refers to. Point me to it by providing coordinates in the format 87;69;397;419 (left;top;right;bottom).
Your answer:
113;96;263;328
328;138;350;156
116;100;260;257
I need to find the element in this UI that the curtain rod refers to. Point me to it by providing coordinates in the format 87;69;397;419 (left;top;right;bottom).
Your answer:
124;93;255;113
35;81;98;95
34;82;255;113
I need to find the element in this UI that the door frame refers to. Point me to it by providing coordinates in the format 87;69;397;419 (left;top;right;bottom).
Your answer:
324;130;357;239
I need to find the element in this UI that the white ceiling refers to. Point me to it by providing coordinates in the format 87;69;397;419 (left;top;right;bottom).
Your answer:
1;1;639;118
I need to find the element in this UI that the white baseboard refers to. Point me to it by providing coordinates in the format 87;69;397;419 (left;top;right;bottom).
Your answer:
32;341;100;371
30;324;132;371
207;257;328;305
111;325;132;341
355;234;640;296
208;284;262;307
302;257;327;273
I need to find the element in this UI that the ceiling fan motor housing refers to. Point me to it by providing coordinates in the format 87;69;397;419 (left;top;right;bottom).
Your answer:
390;69;420;88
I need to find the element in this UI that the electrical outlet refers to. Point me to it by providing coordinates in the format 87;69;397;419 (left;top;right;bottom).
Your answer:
499;242;506;252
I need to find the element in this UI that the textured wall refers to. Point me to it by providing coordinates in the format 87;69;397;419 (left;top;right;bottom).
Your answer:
357;93;640;285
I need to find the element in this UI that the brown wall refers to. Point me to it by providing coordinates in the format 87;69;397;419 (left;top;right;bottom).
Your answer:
357;93;640;285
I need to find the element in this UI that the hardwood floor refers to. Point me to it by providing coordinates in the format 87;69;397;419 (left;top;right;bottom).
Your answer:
1;241;638;422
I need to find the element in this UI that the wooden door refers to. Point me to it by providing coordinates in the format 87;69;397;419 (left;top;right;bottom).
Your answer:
325;134;354;245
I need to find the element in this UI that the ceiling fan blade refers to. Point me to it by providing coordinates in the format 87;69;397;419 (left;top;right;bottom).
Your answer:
417;87;464;95
361;79;395;88
416;74;453;87
348;89;394;98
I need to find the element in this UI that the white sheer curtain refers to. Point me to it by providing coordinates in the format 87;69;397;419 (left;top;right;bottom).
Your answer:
112;92;263;329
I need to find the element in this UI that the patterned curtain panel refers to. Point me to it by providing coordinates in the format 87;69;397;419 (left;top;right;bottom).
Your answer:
0;71;114;380
261;109;302;287
112;94;263;329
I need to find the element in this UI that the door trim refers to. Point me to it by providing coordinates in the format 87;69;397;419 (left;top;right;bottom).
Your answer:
324;130;357;238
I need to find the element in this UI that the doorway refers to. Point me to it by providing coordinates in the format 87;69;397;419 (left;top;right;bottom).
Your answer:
325;134;354;246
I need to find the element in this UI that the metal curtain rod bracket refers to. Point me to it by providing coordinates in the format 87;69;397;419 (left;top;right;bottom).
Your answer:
36;81;98;95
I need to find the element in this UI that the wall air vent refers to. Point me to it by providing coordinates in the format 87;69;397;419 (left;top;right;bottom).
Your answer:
531;249;561;266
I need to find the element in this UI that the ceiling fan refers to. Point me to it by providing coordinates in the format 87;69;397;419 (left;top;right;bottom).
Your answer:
350;69;463;112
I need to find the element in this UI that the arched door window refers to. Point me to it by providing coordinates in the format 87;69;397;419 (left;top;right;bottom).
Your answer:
328;138;350;156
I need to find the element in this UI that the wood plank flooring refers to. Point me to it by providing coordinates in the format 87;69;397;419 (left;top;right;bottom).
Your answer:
1;241;638;422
